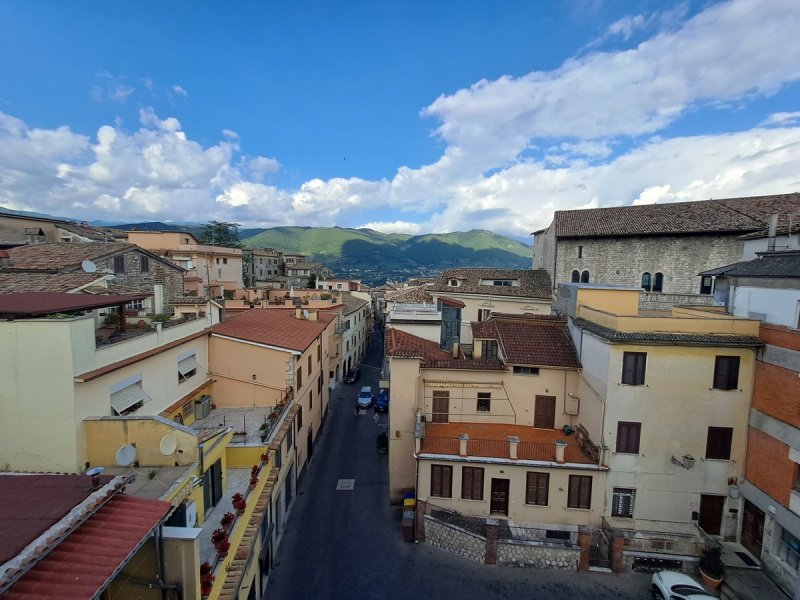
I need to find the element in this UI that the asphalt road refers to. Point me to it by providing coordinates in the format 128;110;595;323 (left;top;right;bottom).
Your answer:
265;327;651;600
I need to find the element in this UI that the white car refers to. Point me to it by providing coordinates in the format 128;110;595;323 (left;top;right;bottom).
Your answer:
651;571;715;600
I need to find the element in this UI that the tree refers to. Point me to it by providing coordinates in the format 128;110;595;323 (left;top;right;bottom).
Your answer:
197;221;243;248
307;273;317;289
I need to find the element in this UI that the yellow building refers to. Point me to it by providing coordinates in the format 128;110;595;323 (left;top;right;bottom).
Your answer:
560;283;762;569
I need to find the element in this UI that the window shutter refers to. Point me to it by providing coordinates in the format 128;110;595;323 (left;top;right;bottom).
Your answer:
178;354;197;377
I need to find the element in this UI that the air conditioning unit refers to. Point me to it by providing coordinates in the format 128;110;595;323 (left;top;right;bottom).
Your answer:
195;395;211;420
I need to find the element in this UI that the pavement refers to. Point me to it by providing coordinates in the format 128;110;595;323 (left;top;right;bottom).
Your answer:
263;327;653;600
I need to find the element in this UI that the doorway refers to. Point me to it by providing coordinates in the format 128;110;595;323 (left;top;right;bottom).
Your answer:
490;478;510;515
741;500;765;559
534;395;556;429
699;494;725;535
432;391;449;423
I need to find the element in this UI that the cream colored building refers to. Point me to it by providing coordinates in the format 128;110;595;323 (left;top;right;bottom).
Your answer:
560;283;761;564
0;292;221;473
386;315;607;532
128;230;244;297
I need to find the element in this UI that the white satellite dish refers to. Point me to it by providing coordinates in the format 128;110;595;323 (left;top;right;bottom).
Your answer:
159;433;178;456
115;444;136;466
81;260;97;273
302;309;310;319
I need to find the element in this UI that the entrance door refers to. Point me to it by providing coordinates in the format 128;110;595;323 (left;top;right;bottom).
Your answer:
699;494;725;535
432;391;449;423
490;478;510;515
741;500;765;558
307;429;314;461
534;395;556;429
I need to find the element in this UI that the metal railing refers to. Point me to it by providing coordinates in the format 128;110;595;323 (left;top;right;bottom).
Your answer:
419;436;600;465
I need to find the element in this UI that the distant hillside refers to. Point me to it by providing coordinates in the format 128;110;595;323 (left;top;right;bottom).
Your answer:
241;226;531;285
108;221;187;232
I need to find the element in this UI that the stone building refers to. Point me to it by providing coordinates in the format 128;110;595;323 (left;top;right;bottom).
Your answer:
532;193;800;308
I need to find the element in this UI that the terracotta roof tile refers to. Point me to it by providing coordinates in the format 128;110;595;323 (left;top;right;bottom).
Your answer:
573;317;763;347
429;269;551;299
212;309;335;352
4;494;171;600
385;328;505;370
385;285;434;304
0;291;150;316
471;314;580;368
0;273;106;293
2;242;182;273
552;193;800;238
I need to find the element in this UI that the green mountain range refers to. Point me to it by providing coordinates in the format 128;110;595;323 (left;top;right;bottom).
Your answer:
240;226;531;285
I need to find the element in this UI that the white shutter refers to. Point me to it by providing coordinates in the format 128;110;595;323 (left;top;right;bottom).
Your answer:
178;353;197;377
111;383;147;415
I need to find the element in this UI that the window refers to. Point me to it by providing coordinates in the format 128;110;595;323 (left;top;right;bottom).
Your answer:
513;366;540;376
317;343;322;363
612;488;636;518
580;270;590;283
126;299;144;311
113;255;125;274
700;275;713;295
706;427;733;460
308;354;312;373
567;475;592;509
492;280;513;286
223;258;228;264
177;352;197;382
140;255;150;273
653;272;663;292
621;352;647;385
577;246;583;258
779;528;800;571
481;340;499;361
477;393;491;412
448;278;460;287
430;464;453;498
526;472;549;506
478;308;491;321
110;376;147;415
616;421;641;454
297;366;303;389
461;467;484;500
297;406;302;428
713;356;740;390
286;424;294;450
641;272;651;291
310;388;313;408
571;270;580;283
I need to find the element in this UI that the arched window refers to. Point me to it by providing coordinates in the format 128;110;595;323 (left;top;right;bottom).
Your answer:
653;272;663;292
571;270;580;283
641;272;651;291
580;270;590;283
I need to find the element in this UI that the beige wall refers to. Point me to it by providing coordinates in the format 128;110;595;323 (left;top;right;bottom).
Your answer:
576;287;640;316
387;321;440;343
418;460;605;526
388;358;423;499
128;231;197;248
84;418;199;467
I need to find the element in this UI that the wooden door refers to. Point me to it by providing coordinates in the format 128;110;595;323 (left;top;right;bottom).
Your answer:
432;391;449;423
699;494;725;535
490;478;510;515
741;500;765;559
534;395;556;429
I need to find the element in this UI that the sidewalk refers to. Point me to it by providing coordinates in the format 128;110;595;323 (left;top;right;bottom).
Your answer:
721;566;790;600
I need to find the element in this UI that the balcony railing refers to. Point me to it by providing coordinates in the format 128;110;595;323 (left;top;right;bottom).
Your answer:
419;435;600;465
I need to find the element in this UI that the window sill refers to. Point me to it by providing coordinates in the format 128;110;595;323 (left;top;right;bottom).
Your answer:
524;503;550;508
565;507;592;512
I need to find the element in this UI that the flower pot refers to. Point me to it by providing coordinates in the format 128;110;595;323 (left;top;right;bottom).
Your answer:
699;568;723;590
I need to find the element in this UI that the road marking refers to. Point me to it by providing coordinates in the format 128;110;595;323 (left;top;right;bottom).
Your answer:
336;479;355;491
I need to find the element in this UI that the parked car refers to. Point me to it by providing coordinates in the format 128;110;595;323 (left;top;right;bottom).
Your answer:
357;386;373;409
651;571;715;600
374;389;389;412
344;367;361;384
376;432;388;453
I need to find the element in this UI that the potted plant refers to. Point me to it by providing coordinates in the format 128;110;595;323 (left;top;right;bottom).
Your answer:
215;538;230;558
220;511;235;529
232;492;246;512
250;475;259;487
698;546;724;589
200;562;215;597
211;528;227;547
260;451;270;462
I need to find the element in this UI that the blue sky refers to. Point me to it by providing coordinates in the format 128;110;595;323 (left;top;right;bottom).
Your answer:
1;0;799;241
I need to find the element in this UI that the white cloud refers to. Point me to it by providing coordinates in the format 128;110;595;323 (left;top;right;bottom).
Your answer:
607;14;646;40
761;111;800;126
171;84;188;98
358;221;422;235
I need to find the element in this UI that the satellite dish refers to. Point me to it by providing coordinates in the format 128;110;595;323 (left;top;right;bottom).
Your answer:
159;434;178;456
81;260;97;273
115;444;136;466
302;309;310;319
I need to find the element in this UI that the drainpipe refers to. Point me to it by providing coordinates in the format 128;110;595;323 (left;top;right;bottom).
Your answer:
154;526;182;600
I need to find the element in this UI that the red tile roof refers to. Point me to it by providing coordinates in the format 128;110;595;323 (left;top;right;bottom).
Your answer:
552;193;800;238
385;328;505;370
2;242;182;272
0;273;107;293
430;269;551;299
212;308;336;352
471;314;581;368
4;494;171;600
0;292;150;316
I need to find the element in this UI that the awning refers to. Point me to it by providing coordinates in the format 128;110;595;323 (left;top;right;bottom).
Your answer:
111;383;147;414
178;353;197;377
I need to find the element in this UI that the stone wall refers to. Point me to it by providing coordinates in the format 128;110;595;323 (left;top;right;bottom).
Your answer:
554;234;744;295
639;292;716;311
92;250;185;309
497;539;579;569
424;516;485;564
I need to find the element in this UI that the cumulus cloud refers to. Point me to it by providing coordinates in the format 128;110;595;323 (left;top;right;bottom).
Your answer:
358;221;422;235
761;111;800;127
171;84;188;98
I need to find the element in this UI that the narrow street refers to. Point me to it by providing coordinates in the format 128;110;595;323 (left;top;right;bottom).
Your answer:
265;327;650;600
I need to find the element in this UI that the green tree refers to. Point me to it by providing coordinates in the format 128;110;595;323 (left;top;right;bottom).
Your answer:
197;220;243;248
307;273;317;289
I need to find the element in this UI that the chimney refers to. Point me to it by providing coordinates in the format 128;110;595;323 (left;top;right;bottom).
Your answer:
308;310;319;321
452;342;460;359
768;213;779;251
459;433;469;457
508;436;519;460
295;307;303;319
555;439;567;464
153;283;164;314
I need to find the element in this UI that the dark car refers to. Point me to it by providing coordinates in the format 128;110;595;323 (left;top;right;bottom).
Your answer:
374;389;389;412
343;367;361;384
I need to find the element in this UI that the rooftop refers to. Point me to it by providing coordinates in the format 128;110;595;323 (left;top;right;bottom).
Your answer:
2;241;182;272
573;316;763;347
212;308;336;353
551;192;800;238
430;268;551;299
710;250;800;278
0;272;108;293
0;291;150;317
386;328;505;370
